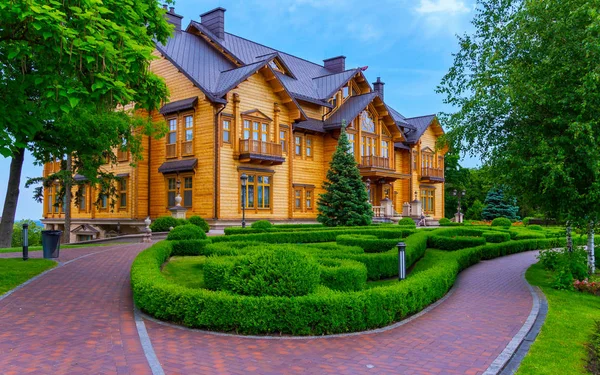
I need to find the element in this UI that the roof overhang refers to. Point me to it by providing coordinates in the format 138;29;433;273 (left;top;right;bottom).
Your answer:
159;97;198;115
158;158;198;174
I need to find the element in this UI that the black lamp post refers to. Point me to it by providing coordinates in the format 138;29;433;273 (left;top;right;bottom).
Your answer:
240;173;248;228
22;223;29;261
397;242;406;280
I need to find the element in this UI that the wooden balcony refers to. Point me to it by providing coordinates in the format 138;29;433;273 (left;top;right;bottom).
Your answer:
420;167;445;183
182;141;193;156
166;143;177;159
360;156;391;170
238;139;285;165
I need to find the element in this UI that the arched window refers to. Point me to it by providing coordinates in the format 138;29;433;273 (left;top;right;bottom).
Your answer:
360;111;375;133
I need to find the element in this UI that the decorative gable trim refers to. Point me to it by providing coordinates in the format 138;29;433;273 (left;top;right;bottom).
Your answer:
241;109;272;121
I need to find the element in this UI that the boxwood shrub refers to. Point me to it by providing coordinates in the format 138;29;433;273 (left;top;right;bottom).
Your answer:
428;235;486;251
188;216;210;233
481;231;511;243
171;239;212;256
335;234;399;253
528;224;544;231
214;228;414;244
491;217;513;227
225;224;396;236
251;220;272;230
510;230;546;240
317;258;367;292
166;224;207;241
150;216;188;232
398;217;416;227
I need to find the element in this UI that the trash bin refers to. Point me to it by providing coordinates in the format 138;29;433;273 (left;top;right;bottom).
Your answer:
41;230;62;259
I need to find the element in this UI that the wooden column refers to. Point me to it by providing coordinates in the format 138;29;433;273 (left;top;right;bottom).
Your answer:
274;102;280;144
232;93;240;154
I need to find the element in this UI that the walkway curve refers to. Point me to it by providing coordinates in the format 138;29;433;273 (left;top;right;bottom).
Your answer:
0;245;540;375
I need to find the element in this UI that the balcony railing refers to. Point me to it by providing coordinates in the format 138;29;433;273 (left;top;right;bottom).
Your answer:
166;143;177;159
239;139;283;158
182;140;193;156
421;167;444;179
360;156;391;169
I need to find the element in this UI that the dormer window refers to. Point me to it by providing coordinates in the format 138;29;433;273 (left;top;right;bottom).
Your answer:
342;85;349;99
360;111;375;133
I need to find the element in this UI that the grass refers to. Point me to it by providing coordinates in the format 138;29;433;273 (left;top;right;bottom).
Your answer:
162;256;207;289
0;258;57;295
0;242;124;254
516;263;600;375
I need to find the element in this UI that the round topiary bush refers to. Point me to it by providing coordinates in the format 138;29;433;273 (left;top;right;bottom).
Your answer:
528;224;543;231
398;217;416;228
150;216;180;232
225;246;320;297
166;224;207;241
251;220;272;230
439;218;451;225
189;215;210;233
491;217;512;227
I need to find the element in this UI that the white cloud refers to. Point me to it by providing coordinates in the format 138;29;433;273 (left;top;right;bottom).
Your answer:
415;0;470;15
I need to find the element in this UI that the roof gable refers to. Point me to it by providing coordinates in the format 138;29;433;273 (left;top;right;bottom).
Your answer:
241;109;272;121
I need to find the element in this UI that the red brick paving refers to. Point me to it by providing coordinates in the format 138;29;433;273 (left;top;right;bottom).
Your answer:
0;244;151;375
0;244;538;375
145;251;538;375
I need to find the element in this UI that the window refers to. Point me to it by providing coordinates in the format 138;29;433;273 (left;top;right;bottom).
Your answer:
243;120;251;140
421;188;435;214
306;137;313;158
348;133;355;155
280;129;287;152
79;185;87;212
47;185;54;214
167;177;177;207
100;194;108;210
119;179;128;209
381;140;389;158
361;136;377;156
438;156;444;169
222;118;231;144
183;115;194;155
242;118;270;143
240;173;272;211
295;135;302;156
293;186;315;212
342;85;349;99
421;151;434;170
117;138;129;162
412;150;418;171
167;118;177;158
360;111;375;133
183;177;193;208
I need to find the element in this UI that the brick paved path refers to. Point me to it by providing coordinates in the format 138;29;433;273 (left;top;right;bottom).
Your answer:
0;244;151;375
145;251;539;375
0;245;538;375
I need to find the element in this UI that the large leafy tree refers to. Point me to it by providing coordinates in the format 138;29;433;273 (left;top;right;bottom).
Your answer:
318;124;372;227
438;0;600;273
0;0;172;246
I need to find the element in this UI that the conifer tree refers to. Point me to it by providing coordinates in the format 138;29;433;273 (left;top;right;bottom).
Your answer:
317;123;372;226
482;187;519;221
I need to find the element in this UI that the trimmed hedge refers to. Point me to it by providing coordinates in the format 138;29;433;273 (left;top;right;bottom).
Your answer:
150;216;188;232
171;239;212;256
317;258;367;292
214;228;414;244
251;220;273;230
491;217;512;227
336;234;399;253
166;225;207;241
398;217;416;227
428;235;486;251
131;231;564;335
189;216;210;233
527;224;544;231
511;230;546;240
225;224;390;235
481;231;511;243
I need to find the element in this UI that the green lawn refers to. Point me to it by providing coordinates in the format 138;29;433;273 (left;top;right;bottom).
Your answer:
0;258;57;295
162;256;207;289
516;263;600;375
0;242;124;254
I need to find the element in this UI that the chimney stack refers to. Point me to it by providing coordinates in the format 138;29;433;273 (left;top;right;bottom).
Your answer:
164;5;183;31
373;77;385;100
200;8;226;40
323;56;346;74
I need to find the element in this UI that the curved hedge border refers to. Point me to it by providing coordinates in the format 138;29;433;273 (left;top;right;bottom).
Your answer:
213;228;414;244
335;234;399;253
224;224;393;235
428;235;486;251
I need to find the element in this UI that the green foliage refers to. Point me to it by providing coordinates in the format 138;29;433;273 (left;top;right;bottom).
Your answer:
428;235;486;251
150;216;187;232
188;216;210;233
317;124;372;226
523;217;532;226
538;248;588;289
225;224;385;235
11;220;42;247
336;235;399;253
587;321;600;375
439;218;451;225
398;217;416;227
528;225;543;231
171;239;212;256
317;258;367;292
481;231;511;243
511;230;546;240
483;188;519;221
0;258;57;295
491;217;513;227
166;225;207;241
226;247;321;297
466;199;485;221
251;220;273;230
203;257;235;291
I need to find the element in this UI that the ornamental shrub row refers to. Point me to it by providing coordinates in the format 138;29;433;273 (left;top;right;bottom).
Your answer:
398;217;417;227
317;258;367;292
131;232;563;335
150;216;188;232
481;231;511;243
491;217;513;227
224;224;391;235
335;235;399;253
166;225;207;241
213;228;414;244
510;230;546;240
428;235;486;251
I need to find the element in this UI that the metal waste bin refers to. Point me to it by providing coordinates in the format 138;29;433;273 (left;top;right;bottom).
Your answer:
41;230;62;259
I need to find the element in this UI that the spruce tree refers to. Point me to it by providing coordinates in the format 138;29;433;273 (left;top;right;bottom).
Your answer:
317;123;372;226
482;187;519;221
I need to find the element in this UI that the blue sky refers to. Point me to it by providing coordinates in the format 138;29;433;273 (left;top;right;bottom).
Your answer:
0;0;479;220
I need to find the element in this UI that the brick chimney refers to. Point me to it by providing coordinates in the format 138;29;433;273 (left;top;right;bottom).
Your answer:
200;7;226;40
373;77;385;100
163;5;183;31
323;56;346;74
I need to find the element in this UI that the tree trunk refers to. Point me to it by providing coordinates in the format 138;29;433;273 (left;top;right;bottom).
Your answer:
62;155;72;244
566;222;573;253
0;148;25;248
588;220;595;275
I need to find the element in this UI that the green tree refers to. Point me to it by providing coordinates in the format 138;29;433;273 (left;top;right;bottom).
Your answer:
0;0;172;246
482;187;519;221
11;220;42;248
317;124;372;226
438;0;600;273
465;199;484;220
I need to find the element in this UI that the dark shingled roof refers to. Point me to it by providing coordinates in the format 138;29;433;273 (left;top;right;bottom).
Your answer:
158;158;198;174
394;142;411;150
324;92;377;129
159;97;198;115
294;118;325;133
404;115;437;143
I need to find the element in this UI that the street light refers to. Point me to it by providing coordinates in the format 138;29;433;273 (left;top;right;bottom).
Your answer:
240;173;248;228
22;223;29;261
397;242;406;280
